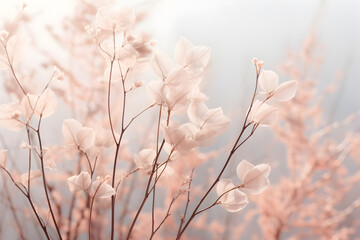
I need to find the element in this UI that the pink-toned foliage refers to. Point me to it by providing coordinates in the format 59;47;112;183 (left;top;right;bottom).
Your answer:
0;1;358;240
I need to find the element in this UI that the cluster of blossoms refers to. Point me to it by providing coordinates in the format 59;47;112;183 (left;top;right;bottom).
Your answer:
0;3;301;239
216;60;298;212
68;172;115;199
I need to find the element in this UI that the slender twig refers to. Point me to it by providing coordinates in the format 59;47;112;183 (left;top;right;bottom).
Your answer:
1;167;50;239
176;64;261;239
36;116;63;240
151;105;163;235
195;184;245;216
150;192;181;240
176;169;195;236
125;140;165;240
1;40;27;96
1;177;26;240
88;180;106;240
26;126;32;194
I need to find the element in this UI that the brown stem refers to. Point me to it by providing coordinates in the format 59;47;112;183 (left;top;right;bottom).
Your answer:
36;117;63;240
176;65;260;239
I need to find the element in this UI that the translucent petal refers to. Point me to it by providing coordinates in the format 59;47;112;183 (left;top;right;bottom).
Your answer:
76;172;92;191
95;7;113;30
259;70;279;93
243;164;271;194
187;46;211;69
272;80;298;102
111;6;135;30
77;127;95;150
253;102;278;126
216;179;248;212
221;190;248;212
201;108;231;134
174;37;193;66
0;102;24;130
151;51;173;78
134;149;156;171
195;128;217;147
62;119;82;145
67;176;81;193
187;101;208;126
91;180;116;199
147;81;165;104
236;160;255;183
216;178;234;197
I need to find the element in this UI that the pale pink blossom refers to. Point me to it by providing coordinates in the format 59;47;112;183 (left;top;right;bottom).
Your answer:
164;122;198;153
216;179;248;212
259;70;298;102
152;51;173;79
94;128;116;148
147;81;192;111
236;160;271;194
175;37;211;69
134;149;156;172
67;171;92;193
90;178;116;199
96;6;135;31
0;102;24;130
20;88;57;120
249;100;278;125
0;35;24;69
62;119;95;151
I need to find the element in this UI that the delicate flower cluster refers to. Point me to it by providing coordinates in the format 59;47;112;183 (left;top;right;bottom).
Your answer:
0;3;306;240
67;172;115;199
0;88;57;130
215;65;297;213
216;160;271;212
147;38;230;155
249;66;298;126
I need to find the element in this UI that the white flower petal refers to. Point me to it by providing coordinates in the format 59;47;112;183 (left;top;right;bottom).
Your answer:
236;160;255;183
175;37;193;66
221;190;248;212
62;119;82;145
250;101;278;126
259;70;279;93
272;80;298;102
186;46;211;69
216;179;248;212
0;102;24;130
77;127;95;150
147;81;165;104
243;164;271;194
62;119;94;150
77;172;92;191
134;149;156;171
67;172;92;194
91;180;116;199
151;51;173;79
96;7;114;30
187;101;208;126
